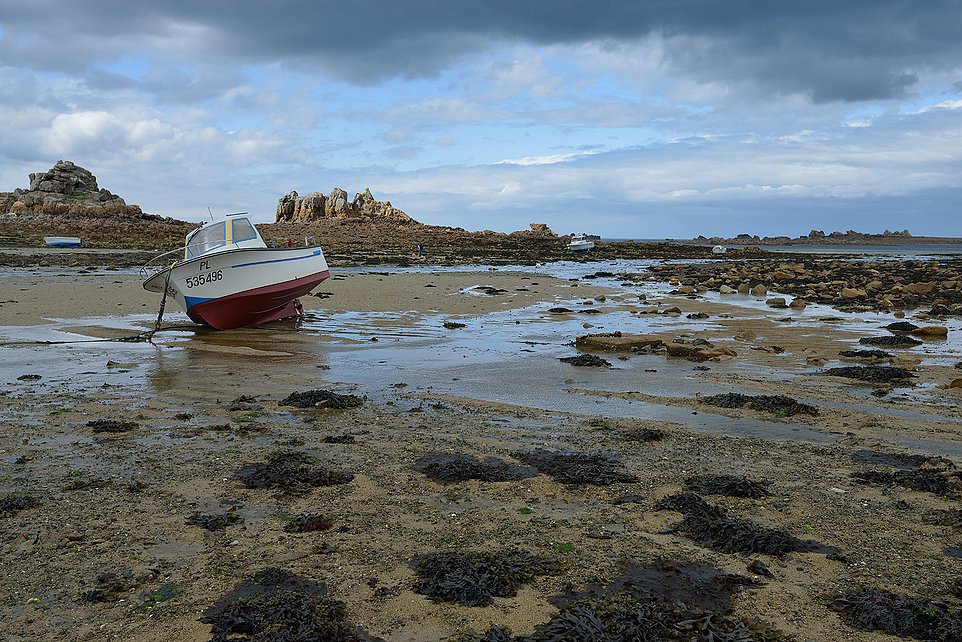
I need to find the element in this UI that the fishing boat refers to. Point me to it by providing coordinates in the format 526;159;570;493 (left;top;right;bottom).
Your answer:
141;213;330;330
712;245;727;255
44;236;81;248
567;234;595;253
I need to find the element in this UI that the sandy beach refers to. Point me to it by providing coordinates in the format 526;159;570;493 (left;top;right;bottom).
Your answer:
2;260;962;641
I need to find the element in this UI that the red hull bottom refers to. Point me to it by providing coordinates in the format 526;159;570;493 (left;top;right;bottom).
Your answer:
187;270;330;330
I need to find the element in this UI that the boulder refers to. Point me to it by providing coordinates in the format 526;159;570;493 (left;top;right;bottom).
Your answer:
719;285;736;294
766;297;787;308
575;333;664;352
750;284;768;297
789;298;808;310
840;288;867;299
737;283;751;294
911;326;948;338
949;378;962;389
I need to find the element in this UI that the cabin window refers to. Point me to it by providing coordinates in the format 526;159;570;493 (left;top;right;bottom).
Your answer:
232;218;257;243
185;222;225;259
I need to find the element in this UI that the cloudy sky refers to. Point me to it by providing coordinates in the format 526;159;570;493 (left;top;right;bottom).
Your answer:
1;1;960;237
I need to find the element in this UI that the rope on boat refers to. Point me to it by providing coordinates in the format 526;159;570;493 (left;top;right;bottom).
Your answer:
150;266;174;335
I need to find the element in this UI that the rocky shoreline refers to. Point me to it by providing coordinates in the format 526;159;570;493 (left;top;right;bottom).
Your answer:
629;257;962;315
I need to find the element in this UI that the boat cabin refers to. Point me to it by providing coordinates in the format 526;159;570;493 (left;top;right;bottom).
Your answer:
184;213;266;260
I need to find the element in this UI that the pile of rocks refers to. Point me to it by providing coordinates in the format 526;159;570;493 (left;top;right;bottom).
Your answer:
630;258;962;314
275;187;417;224
0;160;143;218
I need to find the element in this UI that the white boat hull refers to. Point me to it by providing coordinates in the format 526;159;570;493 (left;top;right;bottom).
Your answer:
144;246;329;329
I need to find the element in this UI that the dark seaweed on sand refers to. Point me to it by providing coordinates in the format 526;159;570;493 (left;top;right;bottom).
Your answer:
200;568;380;642
620;426;666;442
186;511;240;531
512;449;637;485
924;509;962;529
853;468;962;497
852;450;931;469
82;572;137;603
87;419;138;433
859;335;923;347
411;550;558;607
838;349;893;359
883;321;920;332
558;354;612;367
830;589;962;641
412;453;538;484
685;474;772;498
281;389;364;410
656;492;831;556
0;494;38;518
700;393;818;417
284;514;335;533
451;562;790;641
235;451;354;492
822;366;915;383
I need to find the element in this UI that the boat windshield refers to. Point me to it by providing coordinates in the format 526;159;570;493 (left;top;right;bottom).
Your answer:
185;222;225;259
231;218;257;242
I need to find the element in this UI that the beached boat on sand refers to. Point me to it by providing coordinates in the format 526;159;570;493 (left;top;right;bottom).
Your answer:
44;236;82;248
567;234;595;253
712;245;727;255
141;213;330;330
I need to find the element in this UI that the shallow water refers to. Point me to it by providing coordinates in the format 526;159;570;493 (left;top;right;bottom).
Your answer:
3;260;961;457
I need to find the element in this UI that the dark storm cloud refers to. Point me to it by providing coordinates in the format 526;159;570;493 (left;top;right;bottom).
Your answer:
1;1;960;101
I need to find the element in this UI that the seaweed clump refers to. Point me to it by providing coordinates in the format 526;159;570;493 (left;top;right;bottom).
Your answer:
82;572;138;603
656;492;828;556
0;494;38;518
451;562;789;641
200;567;379;642
859;335;923;347
559;354;611;367
412;453;538;484
822;366;915;383
281;389;364;410
620;426;666;442
512;449;637;485
830;589;962;641
412;550;558;607
853;465;962;497
838;349;893;360
87;419;138;433
186;511;241;531
700;393;818;417
235;451;354;493
284;514;335;533
685;474;771;499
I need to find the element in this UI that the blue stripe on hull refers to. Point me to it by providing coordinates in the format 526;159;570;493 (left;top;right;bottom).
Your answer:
230;249;321;269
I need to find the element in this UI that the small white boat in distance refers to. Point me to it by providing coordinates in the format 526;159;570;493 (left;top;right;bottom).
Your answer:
567;234;595;253
44;236;81;248
142;213;330;330
712;245;727;255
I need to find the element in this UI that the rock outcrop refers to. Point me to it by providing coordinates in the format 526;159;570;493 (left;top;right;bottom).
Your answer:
0;160;143;218
276;187;417;224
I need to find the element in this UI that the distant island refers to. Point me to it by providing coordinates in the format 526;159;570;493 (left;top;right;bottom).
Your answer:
687;229;961;246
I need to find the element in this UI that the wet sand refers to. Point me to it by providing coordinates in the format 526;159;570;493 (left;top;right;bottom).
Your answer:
1;265;962;641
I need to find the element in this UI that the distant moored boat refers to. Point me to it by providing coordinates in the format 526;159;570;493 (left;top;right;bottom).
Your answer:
44;236;82;248
712;245;727;255
567;234;595;253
